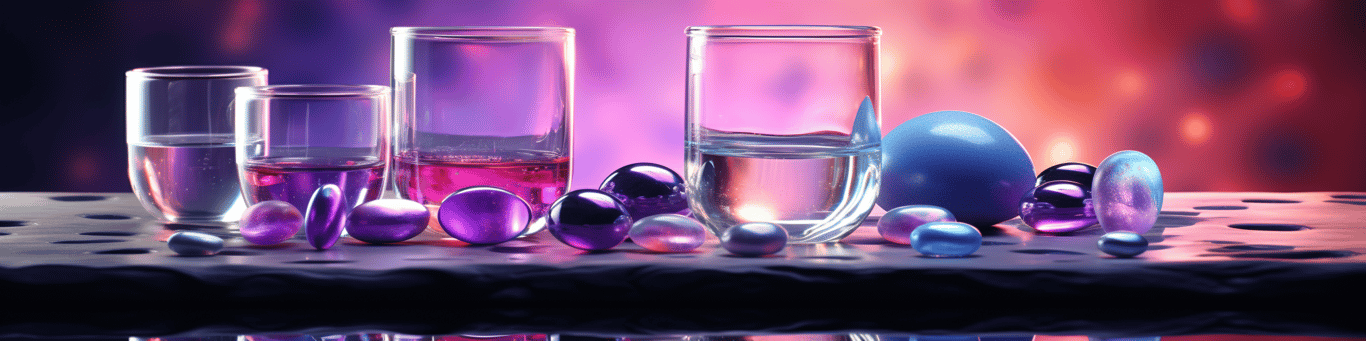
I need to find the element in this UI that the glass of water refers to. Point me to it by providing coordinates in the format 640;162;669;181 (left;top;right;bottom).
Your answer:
685;26;882;243
391;27;574;235
126;66;267;222
234;85;390;213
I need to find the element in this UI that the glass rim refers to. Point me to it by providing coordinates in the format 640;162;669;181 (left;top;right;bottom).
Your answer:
235;84;390;98
391;26;574;39
126;65;266;80
687;25;880;38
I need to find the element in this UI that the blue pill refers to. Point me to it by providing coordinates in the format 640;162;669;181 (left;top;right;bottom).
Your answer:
879;111;1036;228
1098;231;1149;258
720;222;787;257
167;231;224;256
910;222;982;257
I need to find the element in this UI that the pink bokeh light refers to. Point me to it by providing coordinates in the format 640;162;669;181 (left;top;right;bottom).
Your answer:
108;0;1366;192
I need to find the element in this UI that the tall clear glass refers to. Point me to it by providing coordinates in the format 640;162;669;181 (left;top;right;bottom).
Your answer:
391;27;574;235
685;26;882;243
235;85;390;213
126;66;267;222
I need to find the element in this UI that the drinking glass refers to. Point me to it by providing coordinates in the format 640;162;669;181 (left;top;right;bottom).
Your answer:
685;26;882;243
391;27;574;234
126;66;267;222
235;85;390;213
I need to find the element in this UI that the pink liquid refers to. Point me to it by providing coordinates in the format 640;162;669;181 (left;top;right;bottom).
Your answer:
393;155;570;223
241;157;386;213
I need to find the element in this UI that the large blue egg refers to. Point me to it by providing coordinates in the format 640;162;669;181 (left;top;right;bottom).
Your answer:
879;111;1035;227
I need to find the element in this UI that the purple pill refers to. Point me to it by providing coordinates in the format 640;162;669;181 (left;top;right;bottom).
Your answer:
630;214;707;253
239;200;303;245
347;199;430;244
305;184;349;250
599;163;690;220
547;189;633;251
720;222;787;257
1020;180;1098;234
1036;162;1097;188
438;186;531;245
877;205;955;245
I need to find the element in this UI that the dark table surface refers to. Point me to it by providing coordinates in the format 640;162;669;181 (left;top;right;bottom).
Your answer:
1;192;1364;338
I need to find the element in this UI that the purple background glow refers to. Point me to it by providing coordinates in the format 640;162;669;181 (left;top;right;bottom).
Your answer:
3;1;1365;192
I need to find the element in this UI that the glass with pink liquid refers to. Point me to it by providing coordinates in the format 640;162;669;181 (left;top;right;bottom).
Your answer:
126;66;267;222
391;27;574;235
234;85;390;214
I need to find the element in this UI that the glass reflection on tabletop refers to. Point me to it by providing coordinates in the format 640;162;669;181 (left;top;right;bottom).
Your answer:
786;243;867;263
135;333;1366;341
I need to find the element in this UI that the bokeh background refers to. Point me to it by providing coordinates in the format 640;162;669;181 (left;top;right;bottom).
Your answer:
3;0;1365;193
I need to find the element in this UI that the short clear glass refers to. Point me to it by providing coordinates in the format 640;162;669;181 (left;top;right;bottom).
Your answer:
126;66;267;222
391;27;574;234
685;26;882;243
234;85;390;214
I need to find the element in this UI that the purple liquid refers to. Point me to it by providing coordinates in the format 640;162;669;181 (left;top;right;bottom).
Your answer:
241;157;386;213
128;134;244;222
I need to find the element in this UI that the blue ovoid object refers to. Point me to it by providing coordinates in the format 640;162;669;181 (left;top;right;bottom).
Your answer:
879;111;1035;227
1098;231;1149;258
167;231;224;256
1037;162;1097;188
720;222;787;257
877;205;955;245
304;184;349;250
1093;150;1163;234
547;189;634;251
910;222;982;257
1020;180;1097;234
599;162;690;220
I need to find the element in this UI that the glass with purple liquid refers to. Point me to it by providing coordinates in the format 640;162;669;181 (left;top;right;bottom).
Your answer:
126;66;267;222
391;27;574;235
234;85;390;214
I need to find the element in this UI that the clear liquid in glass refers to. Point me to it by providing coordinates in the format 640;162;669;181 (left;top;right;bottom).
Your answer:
393;153;570;235
240;157;386;213
128;134;245;222
686;132;880;243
